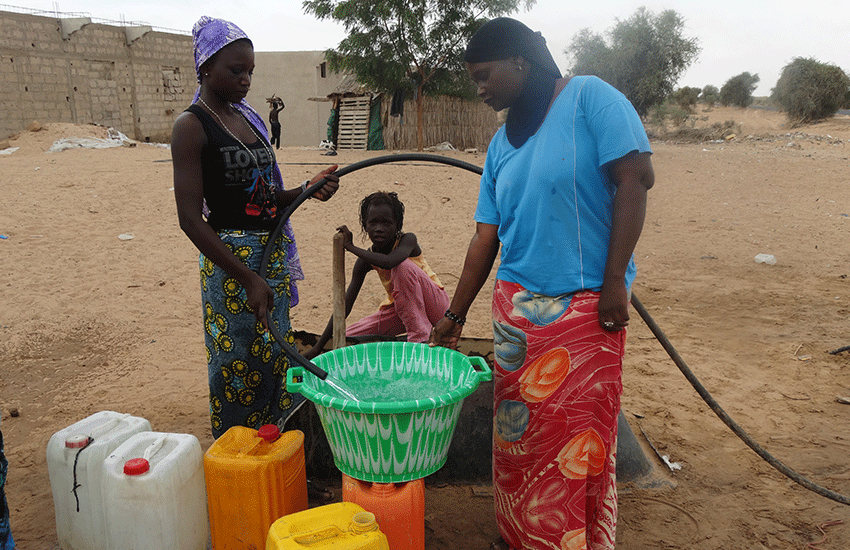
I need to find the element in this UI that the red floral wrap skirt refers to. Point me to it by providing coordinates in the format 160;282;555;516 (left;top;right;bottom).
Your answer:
491;280;624;550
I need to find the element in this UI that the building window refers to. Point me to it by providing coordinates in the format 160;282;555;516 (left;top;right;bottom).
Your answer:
162;67;184;101
320;62;327;78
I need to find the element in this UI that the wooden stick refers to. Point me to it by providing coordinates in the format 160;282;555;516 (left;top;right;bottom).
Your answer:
332;232;346;349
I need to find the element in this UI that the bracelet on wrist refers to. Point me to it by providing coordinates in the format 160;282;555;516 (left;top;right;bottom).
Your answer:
444;309;466;326
300;179;316;200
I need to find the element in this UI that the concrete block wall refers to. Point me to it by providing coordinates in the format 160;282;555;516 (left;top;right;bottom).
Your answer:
1;10;342;147
128;31;196;142
0;10;194;143
0;14;75;131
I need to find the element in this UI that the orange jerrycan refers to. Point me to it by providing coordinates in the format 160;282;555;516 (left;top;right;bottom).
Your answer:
342;474;425;550
266;502;389;550
204;425;308;550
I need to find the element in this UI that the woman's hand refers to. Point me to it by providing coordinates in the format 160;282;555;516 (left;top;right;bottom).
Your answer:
309;165;340;201
598;283;629;332
243;271;275;331
336;225;353;249
429;317;463;350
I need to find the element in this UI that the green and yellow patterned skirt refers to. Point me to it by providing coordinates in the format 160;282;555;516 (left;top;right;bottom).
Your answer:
200;230;304;439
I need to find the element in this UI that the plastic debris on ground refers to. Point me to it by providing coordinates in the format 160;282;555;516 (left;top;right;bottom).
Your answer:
661;455;682;471
47;128;136;152
754;253;776;265
425;141;456;152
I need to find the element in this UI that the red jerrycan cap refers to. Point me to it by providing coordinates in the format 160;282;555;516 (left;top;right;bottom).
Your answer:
65;435;91;449
257;424;280;442
123;458;150;475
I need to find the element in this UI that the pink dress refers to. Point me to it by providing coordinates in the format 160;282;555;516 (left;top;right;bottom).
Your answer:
346;242;449;343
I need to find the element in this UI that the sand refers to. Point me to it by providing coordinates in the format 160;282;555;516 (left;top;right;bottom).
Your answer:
1;105;849;549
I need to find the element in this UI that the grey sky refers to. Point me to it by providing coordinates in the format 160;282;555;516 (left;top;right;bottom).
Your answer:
8;0;848;97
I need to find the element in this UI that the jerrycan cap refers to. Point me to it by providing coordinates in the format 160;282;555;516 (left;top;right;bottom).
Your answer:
123;458;150;476
257;424;280;442
65;434;91;449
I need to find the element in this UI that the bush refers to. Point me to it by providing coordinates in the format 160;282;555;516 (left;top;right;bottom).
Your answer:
771;57;850;123
673;86;701;112
700;85;719;107
655;120;740;143
720;72;760;108
649;100;691;127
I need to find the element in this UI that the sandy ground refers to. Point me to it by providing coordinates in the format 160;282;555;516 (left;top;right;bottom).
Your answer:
1;105;849;549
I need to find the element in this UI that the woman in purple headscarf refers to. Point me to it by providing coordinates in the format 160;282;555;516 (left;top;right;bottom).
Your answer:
172;16;340;438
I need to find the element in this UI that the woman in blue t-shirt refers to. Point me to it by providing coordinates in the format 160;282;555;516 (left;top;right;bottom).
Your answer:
430;17;655;550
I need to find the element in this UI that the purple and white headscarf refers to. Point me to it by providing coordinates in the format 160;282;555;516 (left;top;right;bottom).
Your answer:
191;16;304;304
192;16;250;82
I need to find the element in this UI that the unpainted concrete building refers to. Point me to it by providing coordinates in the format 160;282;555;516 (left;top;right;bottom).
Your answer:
0;9;342;147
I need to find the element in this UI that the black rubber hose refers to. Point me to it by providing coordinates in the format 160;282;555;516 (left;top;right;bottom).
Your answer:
631;293;850;505
259;153;484;380
260;152;849;505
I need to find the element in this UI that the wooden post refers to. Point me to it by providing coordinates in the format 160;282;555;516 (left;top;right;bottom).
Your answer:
332;232;346;349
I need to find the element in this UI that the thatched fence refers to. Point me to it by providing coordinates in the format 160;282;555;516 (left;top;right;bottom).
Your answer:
381;95;502;152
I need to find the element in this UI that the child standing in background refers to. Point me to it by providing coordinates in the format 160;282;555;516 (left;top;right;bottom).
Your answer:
306;192;449;358
267;95;284;149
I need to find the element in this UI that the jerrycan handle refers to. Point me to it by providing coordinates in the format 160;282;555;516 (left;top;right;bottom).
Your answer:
236;426;279;456
88;413;131;439
293;525;345;545
236;438;263;457
142;434;168;462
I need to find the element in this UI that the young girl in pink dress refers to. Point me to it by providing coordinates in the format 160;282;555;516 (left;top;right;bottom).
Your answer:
306;191;449;358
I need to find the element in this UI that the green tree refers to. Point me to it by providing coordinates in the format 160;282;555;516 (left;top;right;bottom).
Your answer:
700;85;719;107
673;86;700;112
303;0;535;150
719;72;759;108
567;7;700;117
771;57;850;123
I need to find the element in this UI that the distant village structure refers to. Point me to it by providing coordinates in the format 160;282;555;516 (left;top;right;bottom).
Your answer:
0;8;344;146
248;53;346;148
0;7;499;151
0;9;194;143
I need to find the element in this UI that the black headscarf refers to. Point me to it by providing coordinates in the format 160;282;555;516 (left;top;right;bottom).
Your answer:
464;18;561;148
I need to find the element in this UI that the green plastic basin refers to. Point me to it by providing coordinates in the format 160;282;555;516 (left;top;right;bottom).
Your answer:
287;342;491;482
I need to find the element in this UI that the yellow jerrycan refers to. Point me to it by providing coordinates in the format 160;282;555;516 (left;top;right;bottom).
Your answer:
266;502;389;550
205;425;308;550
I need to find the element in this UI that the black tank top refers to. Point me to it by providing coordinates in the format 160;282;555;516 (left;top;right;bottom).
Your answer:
186;104;280;231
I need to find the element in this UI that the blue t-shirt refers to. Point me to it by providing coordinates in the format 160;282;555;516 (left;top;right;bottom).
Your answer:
474;75;652;296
